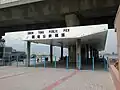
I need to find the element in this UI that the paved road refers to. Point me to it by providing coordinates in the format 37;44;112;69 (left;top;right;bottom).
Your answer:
0;66;115;90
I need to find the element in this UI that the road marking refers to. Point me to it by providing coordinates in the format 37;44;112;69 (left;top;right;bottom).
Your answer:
0;67;46;80
0;72;27;79
42;70;78;90
109;74;114;85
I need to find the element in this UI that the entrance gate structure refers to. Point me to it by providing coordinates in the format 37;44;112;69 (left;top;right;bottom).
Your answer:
24;24;108;70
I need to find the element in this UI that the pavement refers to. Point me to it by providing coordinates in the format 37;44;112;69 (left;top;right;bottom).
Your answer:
0;66;115;90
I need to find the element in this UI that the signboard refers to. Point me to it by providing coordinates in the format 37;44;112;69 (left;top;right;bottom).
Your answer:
24;24;108;41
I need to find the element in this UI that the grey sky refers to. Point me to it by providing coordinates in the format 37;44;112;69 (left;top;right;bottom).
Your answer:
4;31;68;57
4;29;117;57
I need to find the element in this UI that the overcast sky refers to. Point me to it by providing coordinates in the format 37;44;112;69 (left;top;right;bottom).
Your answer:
4;31;68;57
3;28;117;57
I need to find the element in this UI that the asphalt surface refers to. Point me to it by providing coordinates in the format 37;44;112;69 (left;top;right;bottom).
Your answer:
0;66;115;90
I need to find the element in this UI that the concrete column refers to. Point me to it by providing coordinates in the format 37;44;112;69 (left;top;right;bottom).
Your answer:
68;45;76;65
68;46;72;62
86;44;89;64
86;44;89;61
26;41;31;67
68;47;71;61
76;39;81;69
65;13;80;67
61;46;63;60
50;45;53;63
90;46;93;59
94;49;96;61
93;48;96;62
96;50;99;60
93;48;95;58
65;13;80;27
73;46;76;64
88;45;90;59
94;49;98;61
68;46;72;61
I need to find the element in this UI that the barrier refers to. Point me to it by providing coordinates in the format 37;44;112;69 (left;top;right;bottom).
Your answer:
103;56;109;71
106;57;109;71
78;55;81;70
66;56;68;69
92;57;94;71
34;57;36;67
54;56;56;68
44;56;46;68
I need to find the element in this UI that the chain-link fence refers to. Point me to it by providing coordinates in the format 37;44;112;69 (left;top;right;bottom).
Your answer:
0;52;26;67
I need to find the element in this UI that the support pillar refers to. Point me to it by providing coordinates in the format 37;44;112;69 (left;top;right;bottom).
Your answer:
68;45;76;65
65;13;80;67
96;50;99;60
26;41;31;67
73;46;76;64
68;47;71;61
50;45;53;63
94;49;98;61
90;46;93;60
93;48;95;60
86;44;89;65
76;39;81;69
61;46;63;60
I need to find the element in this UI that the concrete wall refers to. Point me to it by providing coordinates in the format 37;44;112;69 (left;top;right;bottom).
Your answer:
0;0;119;27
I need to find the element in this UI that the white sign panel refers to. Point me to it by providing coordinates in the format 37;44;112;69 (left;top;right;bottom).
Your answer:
24;24;108;41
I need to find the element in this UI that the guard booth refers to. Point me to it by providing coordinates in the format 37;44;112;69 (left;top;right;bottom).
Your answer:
24;24;108;70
